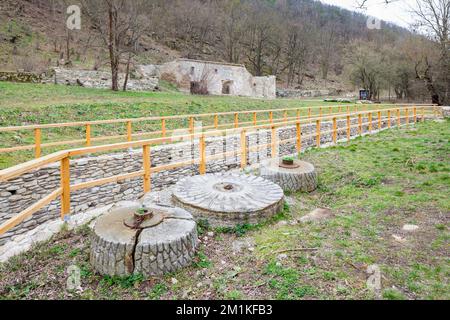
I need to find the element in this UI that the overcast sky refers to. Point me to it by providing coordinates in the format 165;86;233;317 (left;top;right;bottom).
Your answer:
319;0;418;29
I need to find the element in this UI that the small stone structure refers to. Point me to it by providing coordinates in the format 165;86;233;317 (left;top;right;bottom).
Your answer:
139;59;276;98
90;201;197;276
172;173;284;227
49;67;159;91
260;159;318;192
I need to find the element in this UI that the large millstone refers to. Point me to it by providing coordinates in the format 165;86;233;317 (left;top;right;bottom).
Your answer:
90;202;197;277
260;159;318;192
172;173;285;227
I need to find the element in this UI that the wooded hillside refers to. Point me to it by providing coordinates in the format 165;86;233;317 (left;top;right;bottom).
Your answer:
0;0;448;103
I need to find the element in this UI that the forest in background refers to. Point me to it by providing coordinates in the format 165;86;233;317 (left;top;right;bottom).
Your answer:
0;0;448;104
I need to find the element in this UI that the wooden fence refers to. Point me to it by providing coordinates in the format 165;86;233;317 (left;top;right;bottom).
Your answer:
0;104;439;158
0;105;438;236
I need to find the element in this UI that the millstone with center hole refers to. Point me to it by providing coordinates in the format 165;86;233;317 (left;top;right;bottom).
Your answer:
90;202;197;277
260;159;318;192
172;173;285;227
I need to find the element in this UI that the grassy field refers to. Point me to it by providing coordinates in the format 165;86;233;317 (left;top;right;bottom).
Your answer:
0;82;347;168
1;119;448;300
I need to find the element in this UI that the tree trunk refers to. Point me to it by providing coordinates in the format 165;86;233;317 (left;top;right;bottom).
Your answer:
423;69;440;105
66;29;71;62
108;7;119;91
123;53;132;91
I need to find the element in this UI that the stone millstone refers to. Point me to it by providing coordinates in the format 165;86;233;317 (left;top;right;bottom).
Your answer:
172;173;285;227
90;202;197;277
260;159;318;192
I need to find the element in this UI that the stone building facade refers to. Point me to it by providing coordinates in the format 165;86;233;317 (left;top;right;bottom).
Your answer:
138;59;276;99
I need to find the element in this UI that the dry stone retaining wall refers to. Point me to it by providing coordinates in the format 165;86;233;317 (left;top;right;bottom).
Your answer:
0;71;42;83
48;68;159;91
0;115;411;247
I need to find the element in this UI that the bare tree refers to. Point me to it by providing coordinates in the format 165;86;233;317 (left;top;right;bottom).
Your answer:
83;0;148;91
243;1;277;76
319;26;336;80
221;0;245;63
190;64;214;95
411;0;449;104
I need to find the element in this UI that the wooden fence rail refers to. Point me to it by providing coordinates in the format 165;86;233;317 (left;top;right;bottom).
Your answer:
0;105;437;236
0;104;438;158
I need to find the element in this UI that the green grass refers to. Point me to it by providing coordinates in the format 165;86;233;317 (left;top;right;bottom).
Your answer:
254;119;449;299
0;120;448;300
0;82;345;168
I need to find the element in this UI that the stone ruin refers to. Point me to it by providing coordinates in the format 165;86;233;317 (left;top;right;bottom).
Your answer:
48;67;159;91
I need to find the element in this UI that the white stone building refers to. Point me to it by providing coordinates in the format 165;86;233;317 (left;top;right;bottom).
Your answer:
138;58;276;99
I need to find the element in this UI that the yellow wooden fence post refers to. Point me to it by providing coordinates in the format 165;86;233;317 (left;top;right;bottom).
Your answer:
85;124;91;147
234;113;239;128
316;119;321;147
413;107;417;123
214;114;219;129
377;111;381;130
368;112;372;133
397;109;400;127
34;128;41;158
405;108;409;126
358;114;362;135
143;144;151;193
253;112;257;126
271;126;277;158
189;117;194;133
60;156;70;220
269;111;273;124
346;115;350;142
161;118;166;138
332;117;337;143
199;135;206;174
296;121;301;153
240;129;247;169
283;110;288;124
127;121;132;142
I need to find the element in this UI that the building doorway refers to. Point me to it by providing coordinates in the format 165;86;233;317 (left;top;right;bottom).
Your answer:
222;81;233;94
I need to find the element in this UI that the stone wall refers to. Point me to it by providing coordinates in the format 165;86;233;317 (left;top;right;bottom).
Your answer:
0;71;42;83
0;115;411;247
442;106;450;118
277;88;347;98
48;68;159;91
